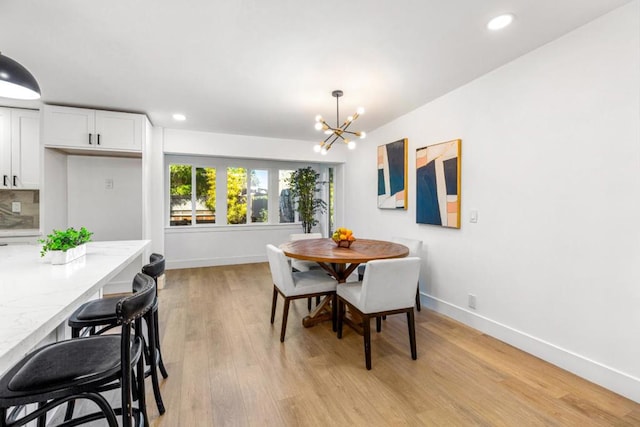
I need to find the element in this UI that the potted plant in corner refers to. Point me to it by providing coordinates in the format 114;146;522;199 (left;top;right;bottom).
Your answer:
286;167;327;233
40;227;93;264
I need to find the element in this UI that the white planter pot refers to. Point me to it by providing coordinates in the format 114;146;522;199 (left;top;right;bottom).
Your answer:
50;244;87;265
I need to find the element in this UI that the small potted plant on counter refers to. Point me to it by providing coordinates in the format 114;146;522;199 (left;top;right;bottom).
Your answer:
40;227;93;264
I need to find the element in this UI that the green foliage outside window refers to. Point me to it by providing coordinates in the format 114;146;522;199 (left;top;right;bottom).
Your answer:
227;167;247;224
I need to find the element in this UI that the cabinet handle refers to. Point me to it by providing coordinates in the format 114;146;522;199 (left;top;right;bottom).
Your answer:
97;134;100;145
89;133;92;145
2;175;7;187
12;176;17;187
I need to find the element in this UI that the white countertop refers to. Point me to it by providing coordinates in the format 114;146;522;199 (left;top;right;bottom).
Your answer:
0;240;150;374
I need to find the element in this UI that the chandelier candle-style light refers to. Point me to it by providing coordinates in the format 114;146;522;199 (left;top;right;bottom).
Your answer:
313;90;366;155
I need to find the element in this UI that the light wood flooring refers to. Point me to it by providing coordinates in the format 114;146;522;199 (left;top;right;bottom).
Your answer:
147;263;640;426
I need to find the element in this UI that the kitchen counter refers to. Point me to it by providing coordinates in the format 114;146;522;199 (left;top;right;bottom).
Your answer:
0;240;150;374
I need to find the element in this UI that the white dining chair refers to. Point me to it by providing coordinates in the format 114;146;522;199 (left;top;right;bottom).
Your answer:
288;232;322;272
358;236;423;313
266;244;337;342
391;236;423;311
337;257;420;370
289;232;323;311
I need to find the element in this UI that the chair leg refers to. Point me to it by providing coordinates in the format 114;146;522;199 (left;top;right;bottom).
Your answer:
280;298;291;342
337;299;344;339
36;402;46;427
407;309;417;360
147;313;166;415
376;316;382;333
415;285;421;311
270;287;278;324
153;308;169;379
363;315;372;370
137;342;150;427
331;294;337;332
64;400;76;421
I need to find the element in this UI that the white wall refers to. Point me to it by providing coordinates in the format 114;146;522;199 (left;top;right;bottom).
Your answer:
144;124;165;256
67;155;144;292
42;148;68;235
163;128;348;163
159;129;346;269
345;2;640;402
67;156;142;241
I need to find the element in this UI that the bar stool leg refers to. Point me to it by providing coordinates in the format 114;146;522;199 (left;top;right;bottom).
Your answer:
146;311;166;415
153;308;169;379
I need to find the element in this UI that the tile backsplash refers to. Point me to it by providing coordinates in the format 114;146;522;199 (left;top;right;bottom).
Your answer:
0;190;40;230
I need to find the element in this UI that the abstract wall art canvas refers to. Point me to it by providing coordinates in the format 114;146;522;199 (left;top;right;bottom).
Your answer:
416;139;461;228
377;138;407;209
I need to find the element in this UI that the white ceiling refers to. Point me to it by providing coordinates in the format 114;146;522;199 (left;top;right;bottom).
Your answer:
0;0;631;143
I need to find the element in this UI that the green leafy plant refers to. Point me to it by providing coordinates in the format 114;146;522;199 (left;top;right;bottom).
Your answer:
286;167;327;233
39;227;93;257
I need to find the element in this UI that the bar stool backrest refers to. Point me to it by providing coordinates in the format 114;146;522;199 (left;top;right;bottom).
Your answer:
142;254;165;282
118;273;156;324
141;254;165;297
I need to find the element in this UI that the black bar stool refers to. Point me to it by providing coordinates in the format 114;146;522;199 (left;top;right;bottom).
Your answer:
0;273;156;427
67;253;168;416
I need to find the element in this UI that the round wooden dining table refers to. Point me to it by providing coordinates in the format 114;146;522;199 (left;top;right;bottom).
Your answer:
279;238;409;327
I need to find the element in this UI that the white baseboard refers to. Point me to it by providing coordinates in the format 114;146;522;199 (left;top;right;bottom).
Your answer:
421;293;640;404
167;255;266;270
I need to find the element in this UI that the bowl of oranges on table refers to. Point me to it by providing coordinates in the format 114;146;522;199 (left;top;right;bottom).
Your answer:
332;227;356;248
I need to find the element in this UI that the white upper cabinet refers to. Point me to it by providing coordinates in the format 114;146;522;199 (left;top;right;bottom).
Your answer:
0;107;40;190
43;105;144;152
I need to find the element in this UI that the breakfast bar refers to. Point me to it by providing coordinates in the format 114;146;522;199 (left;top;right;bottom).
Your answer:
0;240;150;375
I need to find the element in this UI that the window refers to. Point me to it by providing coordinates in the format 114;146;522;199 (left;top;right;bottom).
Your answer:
196;167;216;224
227;167;247;224
279;169;294;223
167;157;330;228
170;165;192;226
328;167;335;235
251;169;268;223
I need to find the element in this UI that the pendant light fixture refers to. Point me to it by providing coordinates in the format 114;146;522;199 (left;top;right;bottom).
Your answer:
313;90;366;155
0;53;41;100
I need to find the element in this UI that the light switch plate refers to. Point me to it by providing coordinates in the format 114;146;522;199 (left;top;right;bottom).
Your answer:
11;202;21;213
470;210;478;223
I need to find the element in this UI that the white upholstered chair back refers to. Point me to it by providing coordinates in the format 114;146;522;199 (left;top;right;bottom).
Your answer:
359;257;420;313
289;232;322;241
391;236;422;258
288;233;322;272
266;244;296;295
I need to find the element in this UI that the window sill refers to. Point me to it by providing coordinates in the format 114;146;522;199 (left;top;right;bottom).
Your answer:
164;223;303;233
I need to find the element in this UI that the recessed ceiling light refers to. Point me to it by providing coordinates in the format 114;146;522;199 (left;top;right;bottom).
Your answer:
487;13;515;31
172;113;186;121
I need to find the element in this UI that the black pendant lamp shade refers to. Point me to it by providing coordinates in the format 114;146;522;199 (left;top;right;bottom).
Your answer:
0;53;41;100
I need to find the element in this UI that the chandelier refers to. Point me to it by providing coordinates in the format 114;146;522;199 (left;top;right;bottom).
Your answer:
313;90;366;155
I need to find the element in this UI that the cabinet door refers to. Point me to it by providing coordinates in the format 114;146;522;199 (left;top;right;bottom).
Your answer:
43;105;95;148
11;109;40;189
0;108;10;188
95;111;143;152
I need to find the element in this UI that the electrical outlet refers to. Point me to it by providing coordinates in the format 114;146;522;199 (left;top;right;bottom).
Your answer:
468;294;477;309
11;202;21;213
105;179;114;190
